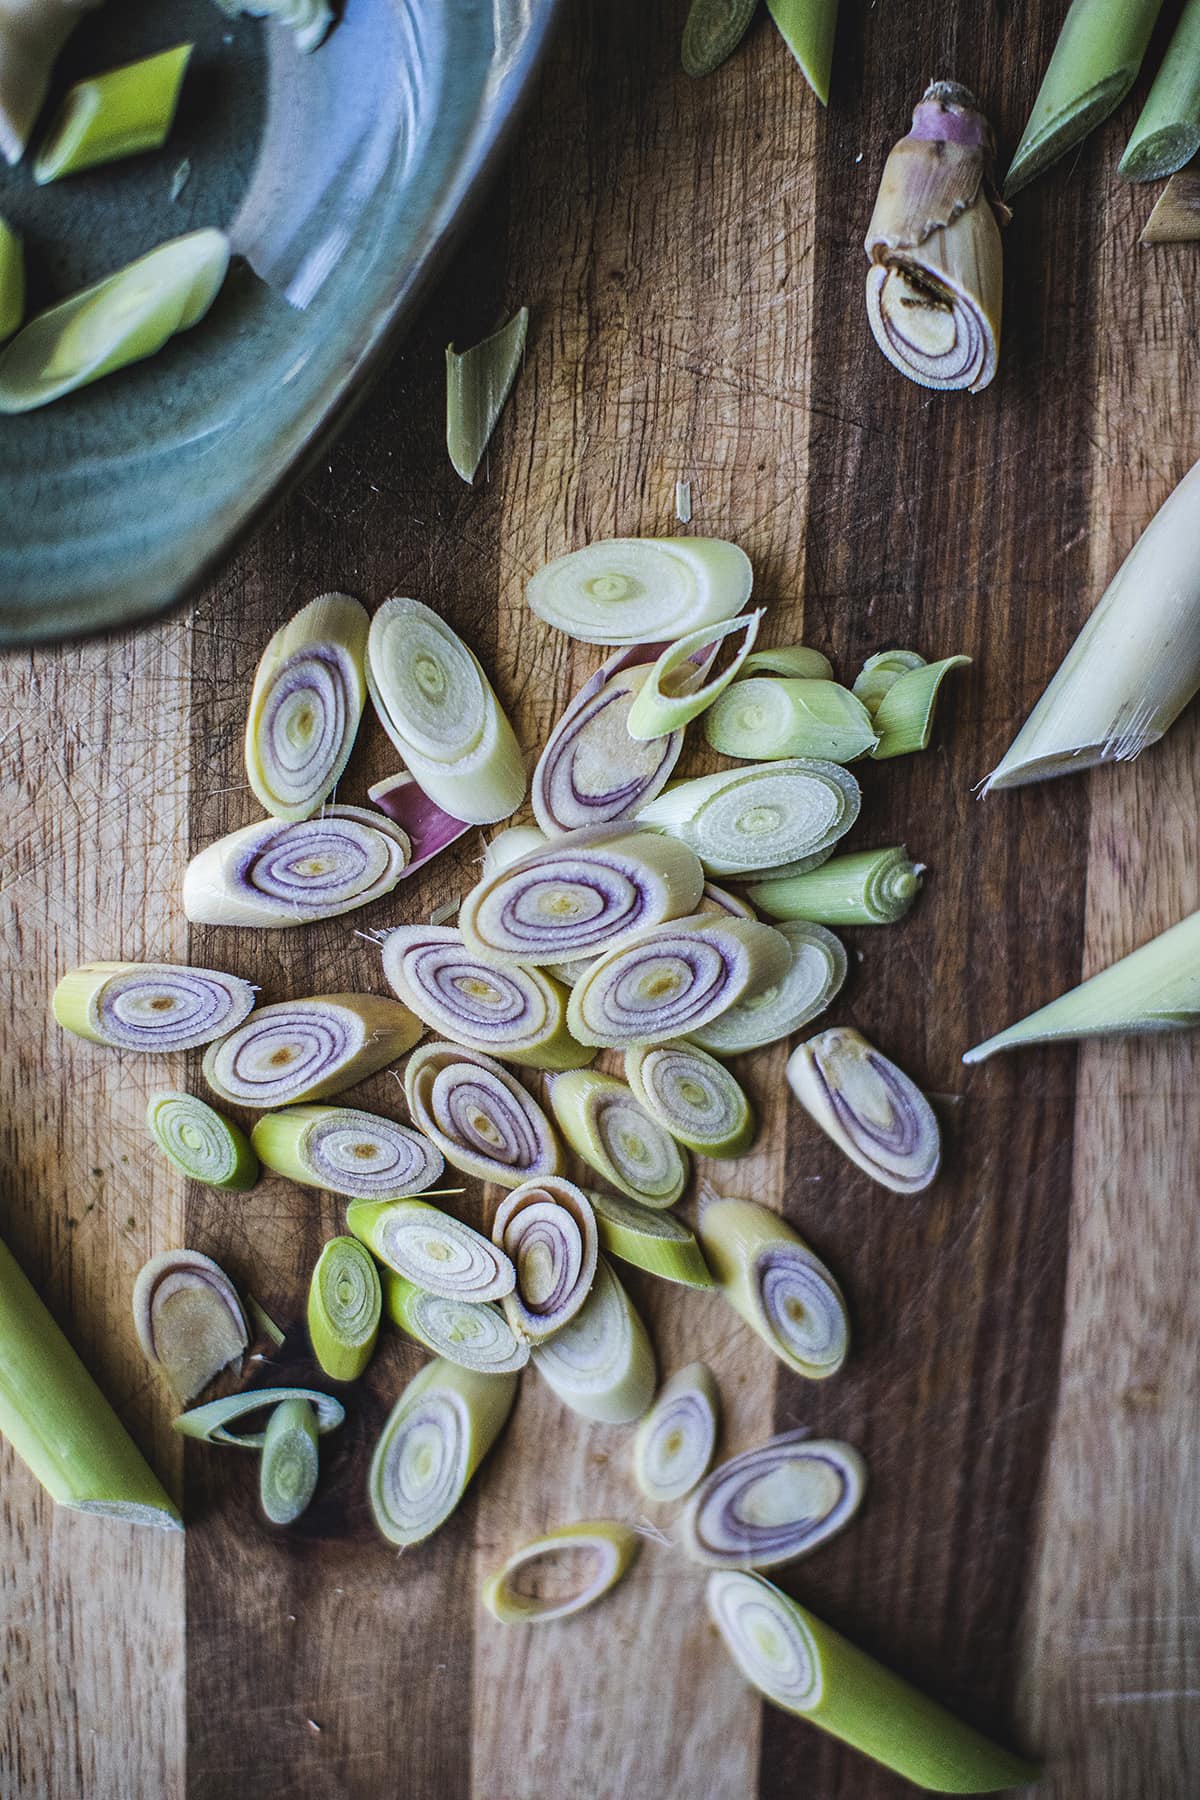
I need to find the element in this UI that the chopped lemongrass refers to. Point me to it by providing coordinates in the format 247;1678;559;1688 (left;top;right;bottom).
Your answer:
384;1273;530;1374
1122;0;1200;181
1142;170;1200;242
625;1041;754;1157
689;920;847;1054
0;1231;180;1528
1006;0;1162;196
183;807;409;927
871;655;970;758
368;1356;518;1547
251;1104;443;1199
533;650;691;834
637;760;860;876
708;1573;1040;1791
244;593;368;821
260;1396;319;1525
146;1090;258;1191
366;596;526;825
53;960;255;1052
483;1520;640;1623
367;771;472;874
787;1028;940;1193
765;0;838;103
697;1195;850;1379
548;1069;688;1208
682;1430;866;1568
405;1042;562;1186
213;0;333;53
704;677;877;762
0;228;230;414
963;907;1200;1062
482;825;548;878
740;644;834;681
173;1386;344;1446
626;611;764;741
531;1254;656;1424
347;1198;515;1303
203;994;421;1108
700;879;757;919
132;1249;248;1403
492;1176;598;1342
681;0;757;76
0;0;102;165
984;457;1200;788
750;846;923;927
566;913;792;1048
446;306;528;482
526;537;753;644
0;215;22;339
851;648;927;713
632;1363;720;1501
34;43;192;183
307;1237;381;1382
586;1190;714;1289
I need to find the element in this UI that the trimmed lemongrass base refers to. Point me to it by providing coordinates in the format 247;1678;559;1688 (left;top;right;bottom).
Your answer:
404;1042;563;1187
368;1356;518;1546
347;1199;515;1304
681;0;757;77
548;1069;688;1207
385;1273;530;1374
531;1255;656;1423
0;1232;180;1527
132;1250;248;1403
625;1041;755;1157
483;1521;640;1624
0;215;23;339
632;1362;719;1502
708;1572;1040;1792
1142;171;1200;242
750;847;923;926
527;537;753;644
203;994;422;1108
147;1091;258;1190
637;760;860;876
698;1195;849;1379
493;1177;598;1343
244;593;369;821
689;920;847;1054
34;43;192;183
626;611;763;740
787;1029;940;1193
871;657;970;759
174;1386;344;1447
741;644;833;681
704;677;877;762
852;649;926;712
251;1105;443;1200
682;1431;865;1568
446;306;529;483
260;1397;319;1525
307;1237;381;1382
587;1190;713;1289
53;960;255;1052
765;0;839;104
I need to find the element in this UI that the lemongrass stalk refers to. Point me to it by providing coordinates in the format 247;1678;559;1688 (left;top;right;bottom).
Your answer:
404;1042;562;1186
632;1362;719;1501
183;807;409;926
174;1386;344;1446
625;1041;754;1157
213;0;333;53
244;592;368;821
871;656;970;758
483;1521;640;1623
700;880;757;919
1006;0;1162;197
750;846;924;926
492;1176;597;1342
683;1430;866;1568
984;457;1200;788
1141;170;1200;241
0;214;22;340
740;644;833;681
765;0;839;105
34;43;191;183
637;760;860;877
787;1028;940;1192
347;1198;515;1302
446;307;528;483
681;0;757;76
307;1237;381;1382
0;229;229;414
531;1254;655;1424
368;1356;518;1546
585;1189;713;1288
527;537;753;644
384;1273;530;1374
53;960;255;1052
482;825;547;878
251;1104;443;1199
367;772;471;874
548;1069;688;1207
203;994;421;1107
689;921;847;1054
0;1232;180;1528
698;1195;850;1379
626;611;763;740
704;677;877;762
146;1091;258;1191
132;1249;248;1403
259;1396;319;1524
0;0;103;166
852;648;927;713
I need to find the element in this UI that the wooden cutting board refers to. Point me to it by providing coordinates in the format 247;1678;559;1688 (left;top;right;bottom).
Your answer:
3;4;1198;1797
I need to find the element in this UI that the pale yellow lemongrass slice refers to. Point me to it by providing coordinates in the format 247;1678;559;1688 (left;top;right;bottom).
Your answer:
531;1254;655;1423
697;1194;849;1380
384;1273;530;1374
682;1430;866;1568
244;592;368;820
203;994;421;1107
404;1041;562;1187
632;1362;719;1502
346;1198;515;1303
547;1069;688;1207
482;1520;640;1624
132;1249;248;1403
688;920;847;1054
34;43;192;183
740;644;833;681
636;760;860;876
625;1041;754;1157
625;611;764;740
368;1356;518;1546
787;1028;940;1192
492;1176;598;1343
527;537;753;644
586;1189;713;1289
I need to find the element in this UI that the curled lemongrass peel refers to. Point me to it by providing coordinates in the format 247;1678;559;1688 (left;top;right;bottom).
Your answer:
0;215;22;339
492;1177;597;1343
385;1273;530;1374
53;960;255;1052
260;1397;319;1525
765;0;839;104
0;0;103;165
483;1520;640;1624
700;880;756;920
1122;0;1200;181
741;644;834;681
203;994;421;1108
34;43;192;183
633;1362;719;1502
244;593;368;821
214;0;333;53
368;1356;518;1547
681;0;757;76
146;1091;258;1191
852;649;927;713
548;1069;689;1207
367;772;471;874
405;1041;561;1187
866;83;1006;394
871;656;970;758
307;1237;381;1382
705;678;878;762
183;807;409;927
251;1104;443;1199
689;920;848;1054
750;847;924;927
626;612;764;741
637;760;860;876
531;1255;655;1424
446;306;528;483
0;229;230;414
533;651;685;836
586;1189;713;1288
683;1431;865;1569
132;1249;248;1403
788;1028;940;1193
708;1572;1040;1791
698;1195;849;1379
625;1041;754;1157
173;1386;344;1446
527;537;753;645
347;1198;515;1303
1142;171;1200;242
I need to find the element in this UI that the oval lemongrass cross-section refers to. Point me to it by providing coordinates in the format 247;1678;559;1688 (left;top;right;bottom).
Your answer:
183;808;409;927
548;1070;688;1208
704;677;878;763
532;649;686;835
307;1237;382;1383
682;1431;866;1569
625;611;764;741
690;921;848;1055
483;1520;640;1624
625;1041;754;1158
367;772;472;875
385;1273;530;1374
531;1254;656;1424
132;1249;248;1403
697;1194;850;1380
260;1396;320;1526
787;1027;940;1193
244;593;369;821
587;1189;713;1289
699;880;757;919
633;1362;720;1503
368;1356;518;1547
750;847;922;928
492;1176;598;1343
346;1198;515;1303
146;1091;259;1191
53;961;256;1052
637;760;860;877
251;1104;443;1199
404;1042;562;1188
526;537;753;645
203;995;421;1109
173;1385;345;1447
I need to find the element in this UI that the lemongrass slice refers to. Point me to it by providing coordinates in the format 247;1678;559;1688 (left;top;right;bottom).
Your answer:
787;1028;940;1193
367;772;471;873
259;1396;319;1524
483;1520;640;1623
637;760;860;877
203;994;420;1108
405;1042;561;1186
146;1090;258;1191
750;847;923;927
368;1355;518;1546
492;1176;598;1342
626;612;764;741
483;825;548;876
851;648;927;712
0;1231;180;1528
0;0;103;165
366;596;525;825
700;880;756;919
446;306;528;483
586;1189;713;1288
34;42;191;183
689;921;847;1054
132;1249;248;1403
384;1273;530;1374
183;808;409;927
625;1042;754;1157
174;1386;344;1446
765;0;838;104
0;214;22;339
681;0;757;76
1142;170;1200;242
740;644;834;681
698;1194;849;1378
244;593;368;820
872;656;970;759
53;960;255;1052
531;1255;655;1424
347;1198;515;1302
567;913;792;1049
252;1103;443;1198
705;676;877;762
0;229;230;414
1122;0;1200;180
683;1430;865;1568
527;538;753;645
633;1362;719;1501
548;1069;688;1207
307;1237;381;1382
213;0;333;53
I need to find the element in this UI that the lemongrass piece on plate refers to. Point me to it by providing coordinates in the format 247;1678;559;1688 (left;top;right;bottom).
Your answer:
984;457;1200;788
259;1396;319;1525
586;1190;713;1288
244;592;368;821
527;537;753;644
625;1041;754;1157
787;1028;940;1192
871;656;970;758
531;1254;655;1423
405;1041;561;1186
367;772;472;873
851;649;927;713
1006;0;1162;197
252;1104;443;1199
483;1520;640;1623
347;1198;515;1302
53;960;255;1052
213;0;333;53
0;215;22;339
683;1430;865;1568
204;994;420;1108
384;1273;530;1373
700;880;756;919
492;1176;598;1342
174;1386;344;1446
698;1194;849;1378
0;1231;180;1528
366;596;526;825
532;651;688;835
1142;170;1200;242
637;760;860;877
704;678;877;762
0;228;229;414
368;1355;518;1546
307;1237;381;1382
132;1249;248;1403
708;1571;1041;1790
765;0;838;104
740;643;833;681
633;1362;719;1501
34;42;191;183
681;0;757;76
146;1090;258;1191
446;306;528;483
689;921;847;1054
183;807;409;927
548;1069;688;1207
1123;0;1200;181
626;611;764;741
483;825;548;877
0;0;103;165
750;847;923;926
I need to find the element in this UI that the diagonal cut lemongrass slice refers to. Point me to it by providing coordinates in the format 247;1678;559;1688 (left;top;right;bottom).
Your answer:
173;1385;344;1446
697;1194;849;1379
870;656;970;759
146;1090;258;1191
0;0;103;166
533;650;686;835
699;880;756;920
625;1041;754;1157
405;1042;561;1187
53;960;255;1052
446;306;528;483
683;1430;865;1569
203;994;421;1108
307;1236;381;1382
34;42;192;184
586;1189;713;1288
788;1029;940;1192
368;1355;518;1546
750;847;923;927
632;1362;719;1501
244;593;368;821
681;0;757;76
689;920;847;1054
347;1198;514;1302
260;1395;320;1525
1121;0;1200;182
183;807;409;927
492;1176;597;1342
251;1104;443;1199
704;677;878;762
626;611;764;740
483;1520;640;1624
527;537;753;644
548;1069;688;1207
740;643;833;681
367;772;471;875
637;760;860;876
132;1249;248;1403
531;1254;655;1423
852;648;927;712
385;1272;530;1374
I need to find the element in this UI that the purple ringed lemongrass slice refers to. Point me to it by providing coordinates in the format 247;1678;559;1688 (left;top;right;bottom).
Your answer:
492;1175;598;1342
368;1356;518;1547
632;1362;720;1503
548;1069;688;1207
625;610;764;740
346;1198;515;1302
367;772;472;875
689;921;848;1055
482;1521;640;1624
625;1041;754;1158
202;993;421;1107
132;1249;248;1403
696;1194;850;1380
404;1041;562;1187
681;1431;866;1569
182;808;409;928
244;593;369;821
636;759;860;877
787;1027;940;1193
250;1104;443;1197
52;961;256;1052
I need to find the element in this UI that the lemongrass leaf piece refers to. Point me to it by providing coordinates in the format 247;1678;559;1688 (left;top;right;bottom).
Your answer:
741;644;833;681
549;1069;688;1207
174;1385;344;1447
368;1356;518;1546
252;1104;443;1198
625;1041;754;1157
527;537;753;645
307;1237;381;1382
626;611;764;741
347;1197;515;1302
384;1273;530;1374
787;1028;940;1192
184;807;409;926
698;1194;849;1378
405;1041;562;1186
852;649;927;713
637;760;860;876
689;920;847;1054
531;1255;656;1424
35;43;191;183
260;1396;319;1525
147;1090;258;1191
683;1430;865;1568
871;656;969;758
765;0;839;105
633;1362;719;1502
586;1190;713;1289
492;1176;597;1342
705;677;877;762
446;306;528;482
53;960;255;1052
244;592;368;821
133;1250;248;1403
483;1520;640;1623
203;994;421;1107
750;846;923;927
0;214;22;340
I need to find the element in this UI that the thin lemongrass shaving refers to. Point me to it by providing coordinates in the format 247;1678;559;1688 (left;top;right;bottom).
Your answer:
625;1041;754;1157
132;1249;248;1403
852;649;927;713
446;307;528;482
705;676;877;762
527;537;753;645
548;1069;689;1206
260;1397;319;1525
637;760;860;876
1142;171;1200;242
384;1273;530;1374
787;1028;940;1192
483;1520;640;1624
53;960;255;1052
368;1356;517;1546
740;644;833;681
34;43;192;183
147;1091;258;1191
204;994;421;1108
586;1189;712;1288
531;1255;655;1423
626;611;764;741
689;920;847;1054
174;1386;344;1446
244;593;368;821
872;656;970;758
183;807;409;926
367;772;472;874
698;1195;849;1378
492;1176;597;1343
633;1362;719;1502
0;214;22;339
307;1237;381;1382
347;1198;515;1303
404;1042;562;1186
750;847;923;927
251;1104;443;1198
682;1430;865;1568
765;0;839;104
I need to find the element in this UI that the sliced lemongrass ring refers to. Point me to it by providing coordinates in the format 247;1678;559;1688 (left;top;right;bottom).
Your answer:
183;807;409;927
632;1362;720;1502
384;1273;530;1374
526;537;753;644
404;1042;561;1187
307;1237;381;1382
548;1069;688;1207
132;1249;248;1403
492;1176;597;1342
367;772;472;875
53;960;255;1052
787;1028;940;1193
682;1430;866;1568
251;1104;443;1199
346;1198;515;1302
586;1189;713;1289
260;1397;320;1525
532;650;685;835
531;1254;655;1424
697;1194;850;1380
368;1356;518;1546
636;760;860;877
244;593;368;821
203;994;421;1108
625;1041;754;1157
173;1385;345;1447
482;1520;640;1624
625;611;764;740
689;921;847;1055
146;1091;258;1191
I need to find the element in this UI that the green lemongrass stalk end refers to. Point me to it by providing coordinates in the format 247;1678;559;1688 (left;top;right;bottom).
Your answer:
1122;0;1200;181
750;846;924;927
764;0;839;104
